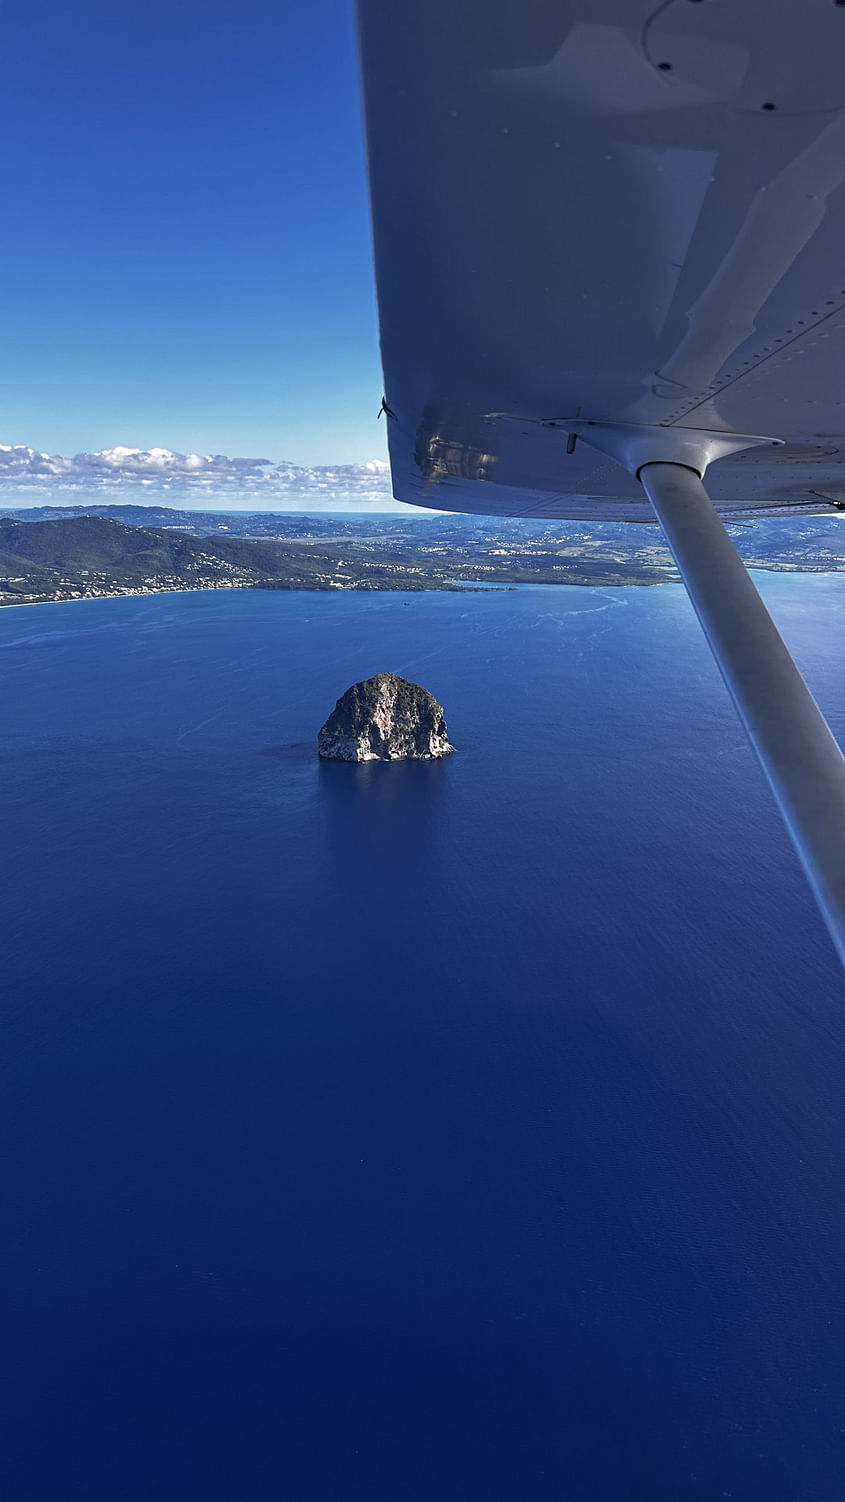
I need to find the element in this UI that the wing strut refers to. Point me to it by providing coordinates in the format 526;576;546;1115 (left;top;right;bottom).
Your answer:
639;461;845;966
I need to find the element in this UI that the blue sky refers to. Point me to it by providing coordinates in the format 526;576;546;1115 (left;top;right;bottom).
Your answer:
0;0;386;470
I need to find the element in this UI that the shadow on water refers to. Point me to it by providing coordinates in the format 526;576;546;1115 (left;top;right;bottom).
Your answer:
305;756;459;986
317;752;451;814
315;756;453;893
261;741;315;763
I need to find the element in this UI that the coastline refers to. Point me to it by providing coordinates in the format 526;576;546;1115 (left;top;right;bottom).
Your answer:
0;578;651;608
0;582;248;610
2;566;843;610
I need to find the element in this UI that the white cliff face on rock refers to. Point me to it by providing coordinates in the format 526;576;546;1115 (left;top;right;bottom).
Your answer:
317;673;454;763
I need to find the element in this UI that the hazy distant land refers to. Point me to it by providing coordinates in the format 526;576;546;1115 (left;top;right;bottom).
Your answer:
1;505;843;607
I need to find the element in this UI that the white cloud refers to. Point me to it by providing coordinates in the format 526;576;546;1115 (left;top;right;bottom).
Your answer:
0;444;395;505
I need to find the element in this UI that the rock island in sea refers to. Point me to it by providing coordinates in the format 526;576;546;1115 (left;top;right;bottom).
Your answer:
318;672;454;763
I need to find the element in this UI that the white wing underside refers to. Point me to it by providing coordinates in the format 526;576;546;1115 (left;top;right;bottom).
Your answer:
358;0;845;522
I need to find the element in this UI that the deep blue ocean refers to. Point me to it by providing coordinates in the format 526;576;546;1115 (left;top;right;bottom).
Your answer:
3;578;845;1501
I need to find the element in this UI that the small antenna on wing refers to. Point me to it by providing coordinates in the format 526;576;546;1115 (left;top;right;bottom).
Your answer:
378;396;396;419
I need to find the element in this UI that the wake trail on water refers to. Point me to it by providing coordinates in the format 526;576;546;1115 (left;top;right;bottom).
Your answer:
175;706;230;748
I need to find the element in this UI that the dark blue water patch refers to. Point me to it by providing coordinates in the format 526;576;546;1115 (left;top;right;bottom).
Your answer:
2;581;845;1500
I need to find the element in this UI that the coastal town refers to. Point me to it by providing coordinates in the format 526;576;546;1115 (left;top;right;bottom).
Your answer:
1;505;844;607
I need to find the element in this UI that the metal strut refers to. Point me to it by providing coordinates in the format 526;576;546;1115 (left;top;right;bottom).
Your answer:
639;461;845;968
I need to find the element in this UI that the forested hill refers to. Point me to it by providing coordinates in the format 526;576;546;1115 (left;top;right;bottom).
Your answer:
1;515;293;575
0;512;675;605
0;514;463;604
2;507;844;607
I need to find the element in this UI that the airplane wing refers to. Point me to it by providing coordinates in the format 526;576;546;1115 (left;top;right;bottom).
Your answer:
356;0;845;966
357;0;845;521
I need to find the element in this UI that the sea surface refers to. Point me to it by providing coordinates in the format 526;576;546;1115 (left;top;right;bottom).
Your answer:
3;578;845;1501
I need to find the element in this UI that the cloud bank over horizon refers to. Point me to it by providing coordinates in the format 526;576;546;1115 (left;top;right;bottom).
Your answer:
0;443;404;510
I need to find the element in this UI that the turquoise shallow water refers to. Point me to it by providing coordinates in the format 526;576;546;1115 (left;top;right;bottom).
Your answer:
2;577;845;1500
